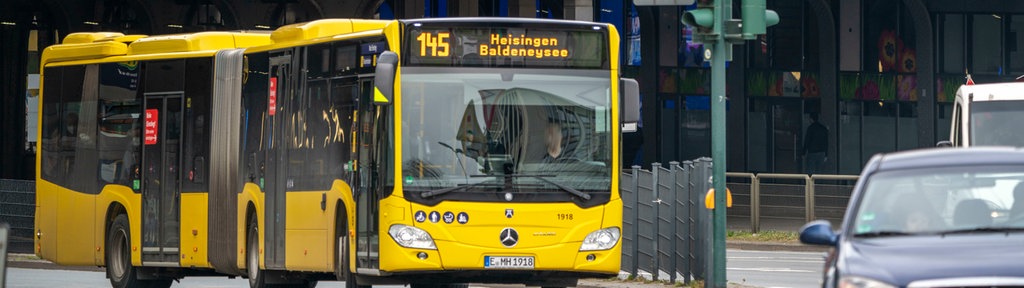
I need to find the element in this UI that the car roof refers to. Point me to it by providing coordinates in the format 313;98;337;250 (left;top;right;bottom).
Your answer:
871;147;1024;172
957;82;1024;102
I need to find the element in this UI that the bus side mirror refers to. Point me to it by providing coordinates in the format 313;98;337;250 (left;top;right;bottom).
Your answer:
621;78;640;133
373;51;398;105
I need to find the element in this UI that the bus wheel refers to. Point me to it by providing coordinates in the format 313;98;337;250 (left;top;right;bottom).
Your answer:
247;217;266;288
107;214;141;288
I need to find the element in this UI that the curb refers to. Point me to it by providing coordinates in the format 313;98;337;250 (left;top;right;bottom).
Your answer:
726;240;830;252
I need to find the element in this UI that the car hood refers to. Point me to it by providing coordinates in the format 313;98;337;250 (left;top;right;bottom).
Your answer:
841;233;1024;286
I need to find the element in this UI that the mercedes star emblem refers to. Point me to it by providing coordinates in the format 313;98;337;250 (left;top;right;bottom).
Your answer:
499;227;519;247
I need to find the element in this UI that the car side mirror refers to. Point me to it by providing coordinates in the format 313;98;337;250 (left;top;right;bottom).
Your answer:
936;140;953;147
799;220;839;246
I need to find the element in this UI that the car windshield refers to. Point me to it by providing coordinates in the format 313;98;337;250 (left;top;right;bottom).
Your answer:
853;166;1024;236
399;67;612;200
970;100;1024;146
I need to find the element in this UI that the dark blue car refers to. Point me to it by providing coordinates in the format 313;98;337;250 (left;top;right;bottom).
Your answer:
800;147;1024;288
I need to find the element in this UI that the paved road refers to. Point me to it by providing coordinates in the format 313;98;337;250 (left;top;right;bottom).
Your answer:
6;249;825;288
727;250;825;288
4;267;675;288
5;267;395;288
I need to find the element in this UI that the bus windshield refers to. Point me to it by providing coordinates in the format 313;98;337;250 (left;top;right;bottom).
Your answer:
400;67;612;203
970;100;1024;146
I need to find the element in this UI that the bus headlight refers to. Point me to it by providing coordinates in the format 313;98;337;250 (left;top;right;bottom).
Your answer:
388;224;436;250
579;227;620;251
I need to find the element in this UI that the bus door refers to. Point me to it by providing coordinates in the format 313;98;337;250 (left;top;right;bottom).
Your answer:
354;78;381;270
141;92;184;265
263;54;291;269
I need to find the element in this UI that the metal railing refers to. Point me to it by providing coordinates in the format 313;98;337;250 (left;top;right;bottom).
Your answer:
621;160;713;284
725;173;858;233
0;179;34;254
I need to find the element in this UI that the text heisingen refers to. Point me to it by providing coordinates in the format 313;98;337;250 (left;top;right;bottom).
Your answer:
479;34;569;59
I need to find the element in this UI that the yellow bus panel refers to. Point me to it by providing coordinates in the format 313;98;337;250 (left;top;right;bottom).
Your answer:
42;42;128;63
377;197;620;274
180;192;210;268
62;32;125;44
33;180;59;261
284;191;330;271
270;19;389;44
54;186;96;266
128;32;272;55
284;229;329;272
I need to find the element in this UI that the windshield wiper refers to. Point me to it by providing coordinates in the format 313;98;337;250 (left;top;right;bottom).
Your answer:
529;175;592;200
481;174;592;200
939;227;1024;236
420;181;496;198
420;174;592;200
853;230;912;238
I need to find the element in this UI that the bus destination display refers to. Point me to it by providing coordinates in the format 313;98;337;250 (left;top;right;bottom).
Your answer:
406;26;606;68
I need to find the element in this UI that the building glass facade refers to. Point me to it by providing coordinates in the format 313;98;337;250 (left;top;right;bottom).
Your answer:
6;0;1024;179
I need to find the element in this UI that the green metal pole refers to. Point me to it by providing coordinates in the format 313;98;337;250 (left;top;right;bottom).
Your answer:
711;0;729;287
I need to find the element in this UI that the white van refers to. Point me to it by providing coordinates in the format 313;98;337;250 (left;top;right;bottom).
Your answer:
946;82;1024;147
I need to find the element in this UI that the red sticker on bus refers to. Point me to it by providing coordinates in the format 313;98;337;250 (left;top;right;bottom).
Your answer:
269;77;277;116
144;108;158;145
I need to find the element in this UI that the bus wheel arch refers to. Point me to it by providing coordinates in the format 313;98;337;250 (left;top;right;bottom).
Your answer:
104;202;128;245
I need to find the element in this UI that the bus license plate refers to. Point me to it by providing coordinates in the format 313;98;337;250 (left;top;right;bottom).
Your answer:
484;256;534;269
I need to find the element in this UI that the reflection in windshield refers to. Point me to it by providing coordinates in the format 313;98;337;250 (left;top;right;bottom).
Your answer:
853;166;1024;237
971;100;1024;146
400;68;612;198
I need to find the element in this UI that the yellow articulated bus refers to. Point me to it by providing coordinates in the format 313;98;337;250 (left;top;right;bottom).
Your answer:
35;17;640;288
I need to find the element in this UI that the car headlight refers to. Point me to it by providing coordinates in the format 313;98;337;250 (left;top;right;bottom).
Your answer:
838;276;896;288
388;224;436;250
579;227;620;251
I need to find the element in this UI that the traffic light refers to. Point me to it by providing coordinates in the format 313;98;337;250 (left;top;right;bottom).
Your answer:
680;0;715;43
741;0;779;39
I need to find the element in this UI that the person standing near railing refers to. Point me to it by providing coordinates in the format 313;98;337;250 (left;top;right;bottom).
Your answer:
802;112;828;174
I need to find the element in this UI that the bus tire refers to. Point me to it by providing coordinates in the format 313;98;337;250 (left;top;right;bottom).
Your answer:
334;208;345;281
341;234;368;288
107;214;141;288
247;216;267;288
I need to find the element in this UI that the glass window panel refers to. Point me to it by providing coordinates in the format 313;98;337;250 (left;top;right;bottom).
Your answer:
41;67;64;183
771;2;802;70
680;95;711;161
897;102;918;150
972;14;1003;75
1009;15;1024;74
838;100;861;174
936;102;953;143
862;101;897;164
941;14;965;74
863;0;898;73
748;99;770;172
98;62;141;186
183;59;211;189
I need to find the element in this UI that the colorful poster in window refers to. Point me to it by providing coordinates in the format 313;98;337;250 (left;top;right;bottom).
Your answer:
627;6;642;66
897;75;917;101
